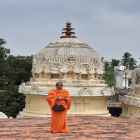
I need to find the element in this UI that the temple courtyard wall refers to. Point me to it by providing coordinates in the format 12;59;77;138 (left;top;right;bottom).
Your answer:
24;95;109;117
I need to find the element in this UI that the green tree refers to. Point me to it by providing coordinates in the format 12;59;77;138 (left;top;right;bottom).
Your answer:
121;52;137;70
103;59;120;87
0;39;10;60
0;38;10;89
0;85;25;118
7;55;32;85
0;39;32;118
111;59;120;67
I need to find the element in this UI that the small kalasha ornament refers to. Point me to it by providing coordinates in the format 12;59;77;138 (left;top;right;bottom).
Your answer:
60;22;76;38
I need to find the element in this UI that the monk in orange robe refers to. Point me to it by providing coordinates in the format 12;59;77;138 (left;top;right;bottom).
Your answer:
47;81;71;133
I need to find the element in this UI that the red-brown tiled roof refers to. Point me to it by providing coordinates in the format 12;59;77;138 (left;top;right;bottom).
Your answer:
0;116;139;140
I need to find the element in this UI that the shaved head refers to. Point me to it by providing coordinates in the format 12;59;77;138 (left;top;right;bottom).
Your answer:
56;81;63;90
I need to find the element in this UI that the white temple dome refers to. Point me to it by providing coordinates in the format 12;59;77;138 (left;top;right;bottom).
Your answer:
32;22;104;78
39;38;100;58
19;22;114;117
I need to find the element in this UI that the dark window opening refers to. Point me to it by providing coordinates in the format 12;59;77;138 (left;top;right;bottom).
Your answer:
128;79;132;86
81;74;89;80
51;74;60;79
108;107;122;117
34;73;39;78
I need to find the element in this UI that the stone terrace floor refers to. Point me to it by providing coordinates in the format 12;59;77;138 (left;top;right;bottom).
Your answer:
0;116;140;140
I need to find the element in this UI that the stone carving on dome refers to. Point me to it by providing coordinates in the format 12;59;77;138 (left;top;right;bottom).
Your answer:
31;25;104;80
65;56;76;64
60;65;68;73
80;64;90;74
32;54;103;78
78;88;93;96
49;63;62;73
32;64;42;74
74;65;81;73
89;67;95;74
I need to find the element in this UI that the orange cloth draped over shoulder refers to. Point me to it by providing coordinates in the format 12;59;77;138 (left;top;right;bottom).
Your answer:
47;89;71;133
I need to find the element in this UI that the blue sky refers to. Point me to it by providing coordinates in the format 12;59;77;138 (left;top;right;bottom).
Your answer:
0;0;140;60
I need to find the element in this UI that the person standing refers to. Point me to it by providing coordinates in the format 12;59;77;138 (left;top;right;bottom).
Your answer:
47;81;71;133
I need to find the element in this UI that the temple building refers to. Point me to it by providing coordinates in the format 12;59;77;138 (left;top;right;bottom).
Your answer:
120;67;140;117
19;22;114;117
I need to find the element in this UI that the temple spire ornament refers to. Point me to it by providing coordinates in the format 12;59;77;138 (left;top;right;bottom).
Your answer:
60;22;77;38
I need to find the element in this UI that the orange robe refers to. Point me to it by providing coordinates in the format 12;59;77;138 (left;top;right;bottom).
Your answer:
47;89;71;133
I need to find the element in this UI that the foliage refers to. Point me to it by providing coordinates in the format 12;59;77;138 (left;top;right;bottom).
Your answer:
7;55;32;85
121;52;137;70
0;85;25;118
103;59;119;87
104;52;137;87
0;39;10;60
0;38;32;118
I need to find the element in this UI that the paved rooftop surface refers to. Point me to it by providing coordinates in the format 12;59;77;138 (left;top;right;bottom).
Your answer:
0;116;139;140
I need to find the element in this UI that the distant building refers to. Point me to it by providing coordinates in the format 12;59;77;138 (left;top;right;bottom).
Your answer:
114;65;132;89
120;67;140;117
114;65;128;89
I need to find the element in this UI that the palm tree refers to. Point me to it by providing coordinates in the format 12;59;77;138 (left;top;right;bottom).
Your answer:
121;52;137;70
